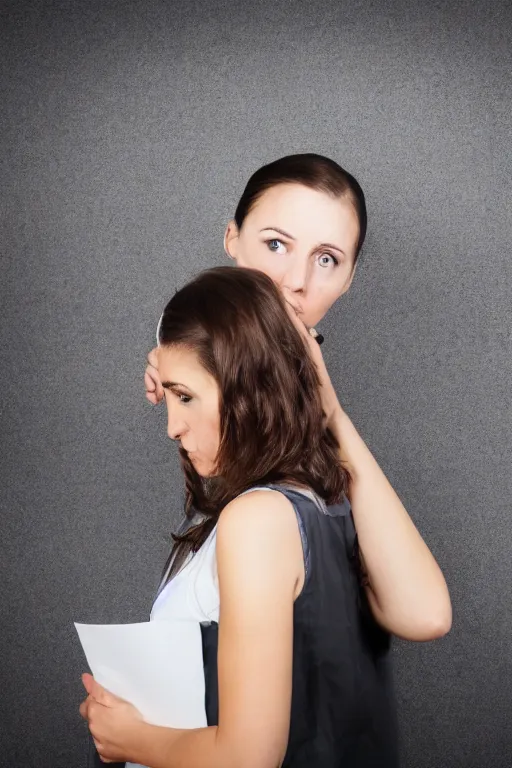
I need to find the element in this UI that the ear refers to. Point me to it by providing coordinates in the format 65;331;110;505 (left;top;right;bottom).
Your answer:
224;220;239;261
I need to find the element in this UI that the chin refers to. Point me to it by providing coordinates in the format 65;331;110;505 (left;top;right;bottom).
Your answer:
189;455;215;477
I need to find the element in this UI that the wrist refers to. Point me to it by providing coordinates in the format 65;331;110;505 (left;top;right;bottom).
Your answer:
328;406;360;479
326;397;344;435
129;721;178;767
323;380;341;424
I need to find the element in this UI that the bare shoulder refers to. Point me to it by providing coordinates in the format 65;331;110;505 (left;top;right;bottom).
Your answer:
216;488;304;599
217;489;297;544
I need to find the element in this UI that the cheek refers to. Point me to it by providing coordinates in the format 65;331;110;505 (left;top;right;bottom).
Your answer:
304;276;345;325
236;242;284;279
200;411;220;458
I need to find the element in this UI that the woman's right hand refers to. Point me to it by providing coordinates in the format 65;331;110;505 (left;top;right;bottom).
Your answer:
282;302;341;429
144;347;164;405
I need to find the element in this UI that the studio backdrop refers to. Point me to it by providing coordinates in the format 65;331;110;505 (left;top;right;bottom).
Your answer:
1;1;511;766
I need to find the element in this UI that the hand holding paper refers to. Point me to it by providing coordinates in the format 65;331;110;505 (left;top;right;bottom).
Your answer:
75;619;207;729
80;673;143;763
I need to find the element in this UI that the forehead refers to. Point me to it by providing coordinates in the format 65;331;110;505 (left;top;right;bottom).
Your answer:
246;183;359;250
157;345;214;387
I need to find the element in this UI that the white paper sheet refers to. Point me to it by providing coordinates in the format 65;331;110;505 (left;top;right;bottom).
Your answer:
75;619;207;729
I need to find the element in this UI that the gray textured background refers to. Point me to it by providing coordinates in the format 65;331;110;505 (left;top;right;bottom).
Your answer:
1;1;511;766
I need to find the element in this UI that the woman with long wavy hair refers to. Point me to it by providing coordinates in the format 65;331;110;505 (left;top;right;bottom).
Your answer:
82;266;404;767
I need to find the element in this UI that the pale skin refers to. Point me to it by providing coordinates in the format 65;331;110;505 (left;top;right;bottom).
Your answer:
80;346;305;767
80;490;303;767
144;183;452;642
80;239;452;762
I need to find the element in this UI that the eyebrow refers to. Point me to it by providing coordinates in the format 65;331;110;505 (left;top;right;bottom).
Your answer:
161;380;190;391
260;227;346;257
260;226;296;240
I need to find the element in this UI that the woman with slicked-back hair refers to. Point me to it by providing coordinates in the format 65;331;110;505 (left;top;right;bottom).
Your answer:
146;154;451;644
80;155;451;768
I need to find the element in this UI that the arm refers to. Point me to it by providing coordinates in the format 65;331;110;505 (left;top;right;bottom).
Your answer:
84;491;300;768
145;333;451;642
139;490;299;768
329;403;452;641
285;311;452;642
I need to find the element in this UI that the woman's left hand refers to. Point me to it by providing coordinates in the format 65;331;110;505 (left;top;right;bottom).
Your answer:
79;673;143;763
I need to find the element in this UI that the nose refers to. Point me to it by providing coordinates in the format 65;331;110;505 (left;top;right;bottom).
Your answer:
166;403;188;442
282;255;310;293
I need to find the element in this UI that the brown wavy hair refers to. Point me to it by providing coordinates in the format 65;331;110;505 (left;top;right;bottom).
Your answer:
158;266;350;579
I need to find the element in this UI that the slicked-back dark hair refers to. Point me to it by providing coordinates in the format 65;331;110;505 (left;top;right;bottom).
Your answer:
234;153;367;261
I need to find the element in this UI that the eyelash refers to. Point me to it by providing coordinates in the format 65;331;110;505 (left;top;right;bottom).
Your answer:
266;238;284;252
265;238;339;267
319;253;339;267
164;390;192;404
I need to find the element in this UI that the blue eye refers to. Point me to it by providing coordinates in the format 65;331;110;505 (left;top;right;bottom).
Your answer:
318;253;338;268
267;238;285;253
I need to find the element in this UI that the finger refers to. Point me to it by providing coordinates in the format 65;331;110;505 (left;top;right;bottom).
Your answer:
89;679;114;707
282;301;320;355
81;673;94;694
145;391;159;406
90;678;127;707
79;698;89;720
144;369;157;393
282;299;309;336
93;740;113;763
144;366;164;403
147;347;159;367
281;300;326;356
144;377;164;405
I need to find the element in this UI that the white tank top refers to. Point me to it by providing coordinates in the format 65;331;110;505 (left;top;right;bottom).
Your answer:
150;486;278;625
151;525;220;624
125;527;219;768
126;487;293;768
